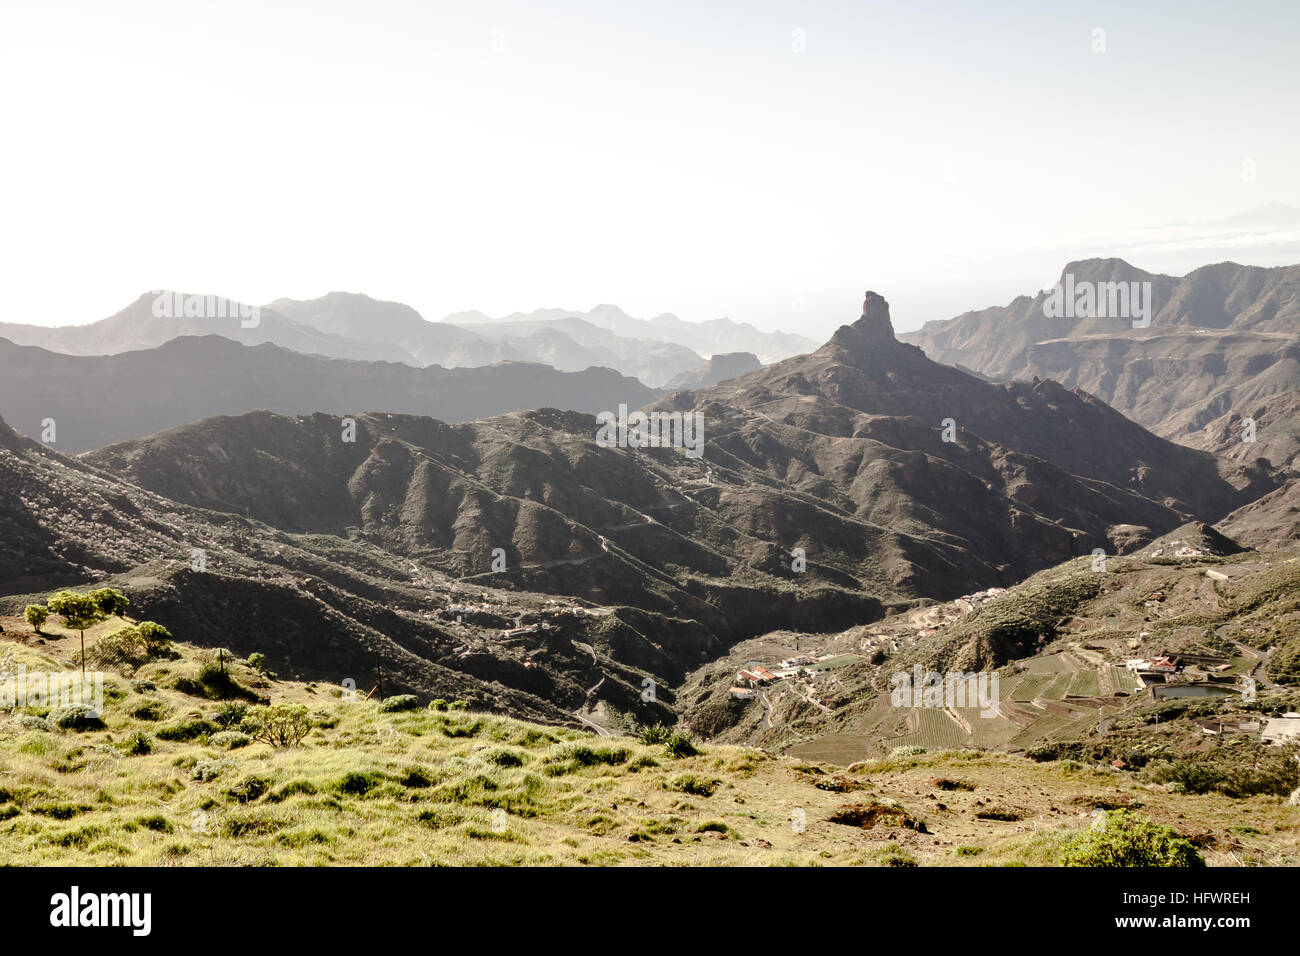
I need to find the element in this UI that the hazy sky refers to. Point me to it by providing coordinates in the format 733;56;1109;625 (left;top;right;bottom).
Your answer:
3;0;1298;338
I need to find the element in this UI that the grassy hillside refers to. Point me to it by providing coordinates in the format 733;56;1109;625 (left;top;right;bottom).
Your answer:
2;635;1296;866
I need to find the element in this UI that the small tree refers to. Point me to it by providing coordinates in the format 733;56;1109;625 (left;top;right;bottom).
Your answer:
46;590;106;677
89;587;129;618
244;703;311;748
24;605;48;633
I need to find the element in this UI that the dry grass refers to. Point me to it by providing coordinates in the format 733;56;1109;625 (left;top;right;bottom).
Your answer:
1;637;1296;866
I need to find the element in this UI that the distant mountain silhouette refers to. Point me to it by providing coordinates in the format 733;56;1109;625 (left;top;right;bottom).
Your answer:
476;303;819;365
665;352;762;389
0;334;660;453
1;290;813;388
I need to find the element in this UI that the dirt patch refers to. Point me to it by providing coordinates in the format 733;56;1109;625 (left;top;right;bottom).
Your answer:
1068;793;1139;811
814;774;864;793
829;801;928;833
974;806;1022;822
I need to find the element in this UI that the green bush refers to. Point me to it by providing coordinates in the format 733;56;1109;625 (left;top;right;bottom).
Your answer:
1146;750;1299;798
129;700;167;721
213;702;248;727
1058;811;1205;867
663;729;699;759
482;748;526;768
121;731;152;756
334;771;389;798
195;662;257;701
211;730;251;750
191;759;226;782
51;705;105;732
155;717;219;742
552;743;630;767
268;780;319;802
225;776;270;803
666;774;719;797
638;723;670;745
379;694;419;713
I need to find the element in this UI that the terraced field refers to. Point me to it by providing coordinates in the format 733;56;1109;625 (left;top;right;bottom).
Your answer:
1068;671;1101;697
1010;675;1052;701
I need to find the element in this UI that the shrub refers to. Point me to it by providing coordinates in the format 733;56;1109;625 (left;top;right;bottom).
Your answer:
134;815;173;833
51;705;105;732
156;717;219;742
638;723;670;745
269;780;319;802
244;703;310;748
195;662;256;701
482;748;526;768
666;774;719;797
379;694;420;713
1058;811;1205;867
88;621;177;670
129;700;166;721
16;715;53;732
24;605;48;631
88;626;154;670
210;730;251;750
213;702;248;727
191;759;226;782
663;729;699;759
121;731;152;755
334;771;389;798
428;699;450;712
416;807;464;829
399;767;436;788
225;776;271;803
137;620;171;644
551;743;630;768
1146;751;1299;798
247;652;265;672
891;746;927;757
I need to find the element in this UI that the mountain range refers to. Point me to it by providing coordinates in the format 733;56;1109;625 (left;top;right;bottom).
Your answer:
1;291;816;389
900;259;1300;471
0;335;659;454
0;282;1294;735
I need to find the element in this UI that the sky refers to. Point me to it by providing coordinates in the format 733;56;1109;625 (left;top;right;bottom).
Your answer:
2;0;1298;340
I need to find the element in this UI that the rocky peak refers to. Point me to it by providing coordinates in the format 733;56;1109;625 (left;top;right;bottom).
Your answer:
828;291;896;350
